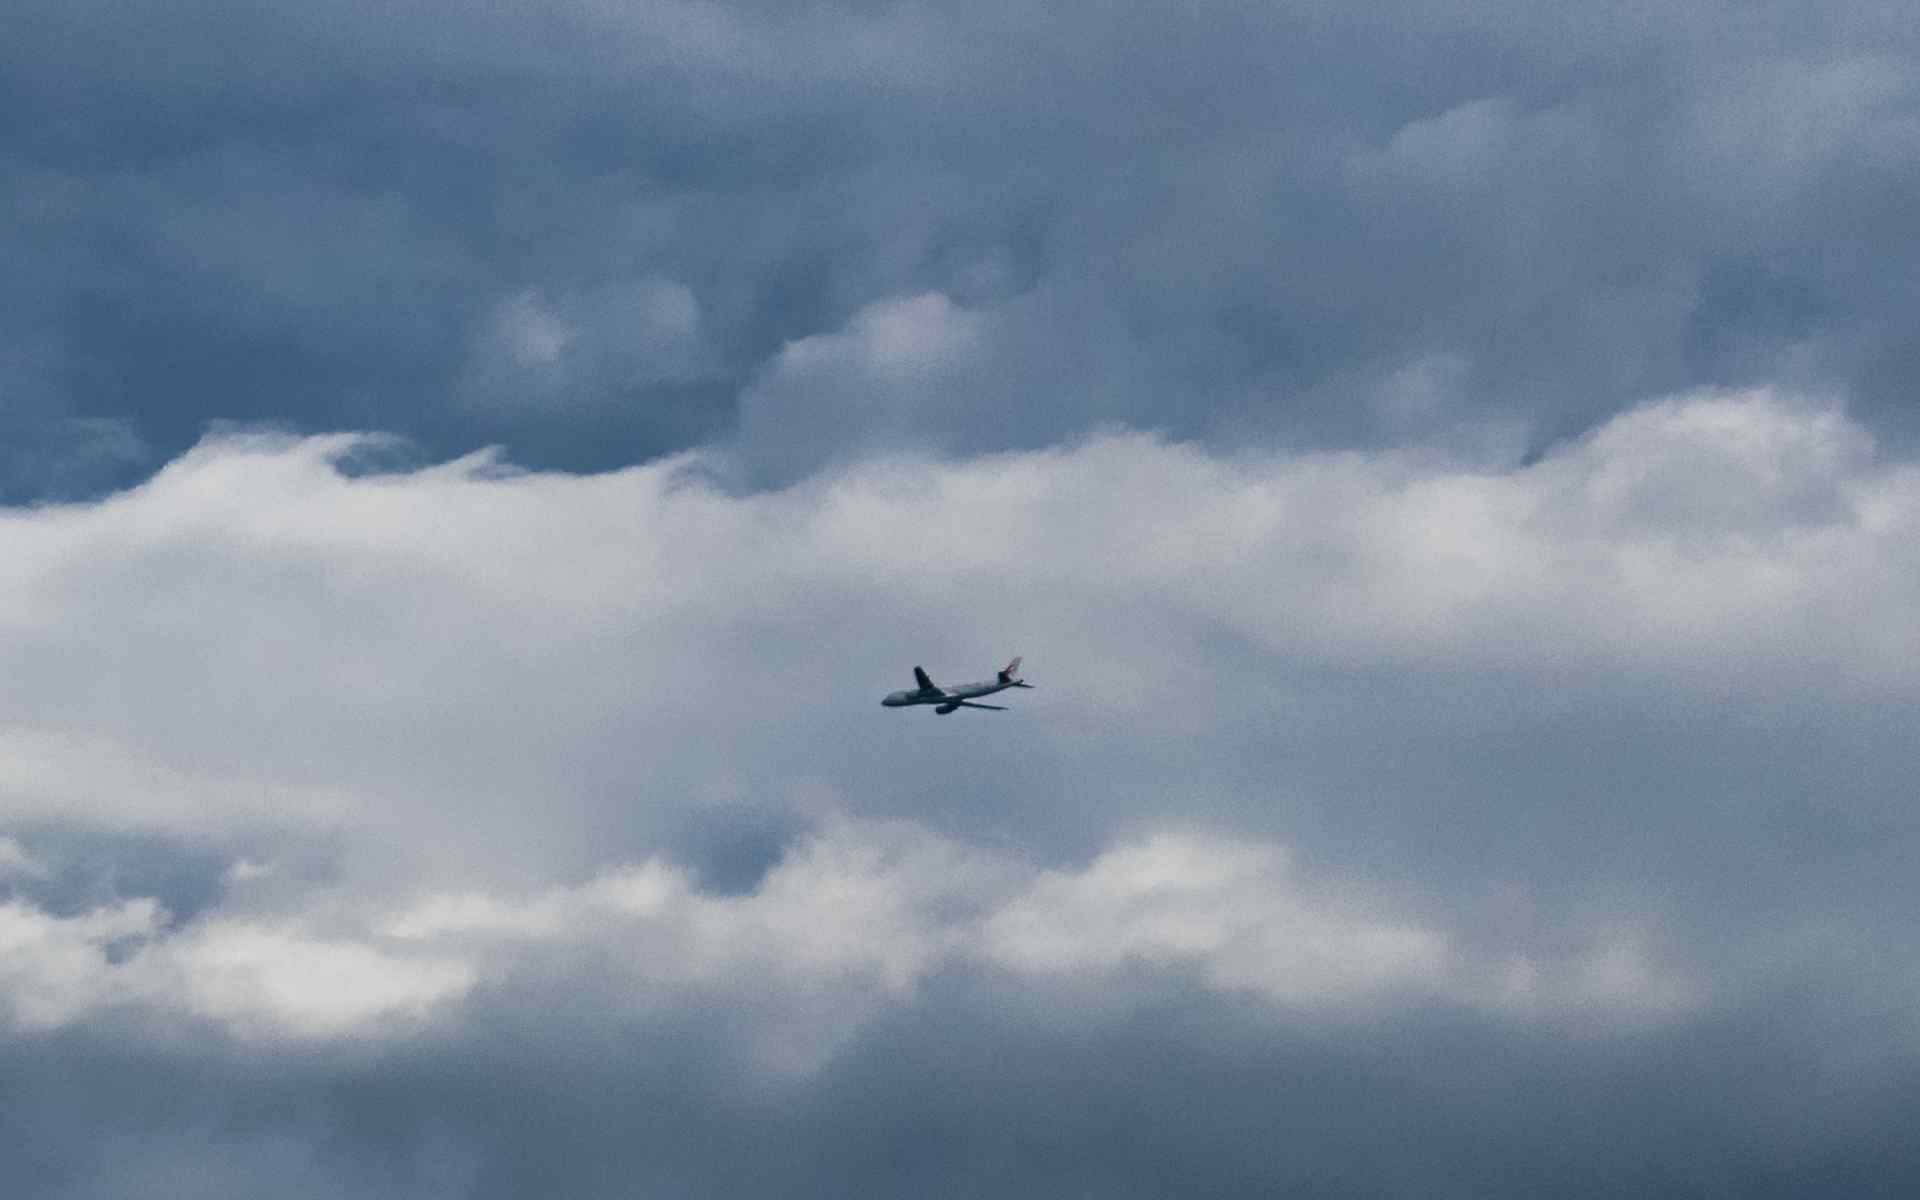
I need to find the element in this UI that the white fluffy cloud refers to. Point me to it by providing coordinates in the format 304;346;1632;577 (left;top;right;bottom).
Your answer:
8;387;1908;856
1;386;1905;1057
0;898;159;1029
0;385;1916;1193
0;820;1694;1055
1;388;1910;815
0;897;471;1037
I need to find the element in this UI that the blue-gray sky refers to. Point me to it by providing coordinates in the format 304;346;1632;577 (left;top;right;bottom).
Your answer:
5;3;1920;1195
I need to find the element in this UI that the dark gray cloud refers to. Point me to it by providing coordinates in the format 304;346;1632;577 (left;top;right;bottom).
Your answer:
6;1;1919;490
9;976;1920;1198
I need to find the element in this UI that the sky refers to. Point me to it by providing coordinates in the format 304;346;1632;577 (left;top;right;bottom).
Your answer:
3;1;1919;1194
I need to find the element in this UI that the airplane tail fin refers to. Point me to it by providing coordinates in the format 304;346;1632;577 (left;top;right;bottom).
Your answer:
997;655;1023;685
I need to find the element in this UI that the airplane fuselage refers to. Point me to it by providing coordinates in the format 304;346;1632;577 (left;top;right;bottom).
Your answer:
883;658;1030;713
882;678;1016;707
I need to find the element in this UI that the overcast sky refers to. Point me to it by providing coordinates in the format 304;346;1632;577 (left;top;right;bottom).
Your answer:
5;2;1920;1195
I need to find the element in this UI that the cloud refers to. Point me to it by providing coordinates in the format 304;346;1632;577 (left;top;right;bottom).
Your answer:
164;921;474;1037
0;838;46;881
460;280;713;419
730;292;991;482
6;1;1919;492
0;893;471;1038
3;388;1913;867
0;387;1911;1188
0;386;1909;982
983;834;1453;1004
7;2;1920;1189
0;815;1695;1093
0;897;159;1029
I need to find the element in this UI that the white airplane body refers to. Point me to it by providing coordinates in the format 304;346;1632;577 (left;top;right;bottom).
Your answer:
882;657;1032;714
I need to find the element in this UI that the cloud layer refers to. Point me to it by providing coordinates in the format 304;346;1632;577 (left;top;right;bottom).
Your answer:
6;0;1920;491
7;2;1920;1192
2;390;1919;1191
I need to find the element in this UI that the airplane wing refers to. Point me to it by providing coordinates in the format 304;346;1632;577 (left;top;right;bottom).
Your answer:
955;701;1007;710
913;666;942;693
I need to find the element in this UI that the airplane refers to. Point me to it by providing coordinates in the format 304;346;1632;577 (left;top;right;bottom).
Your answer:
882;657;1033;714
